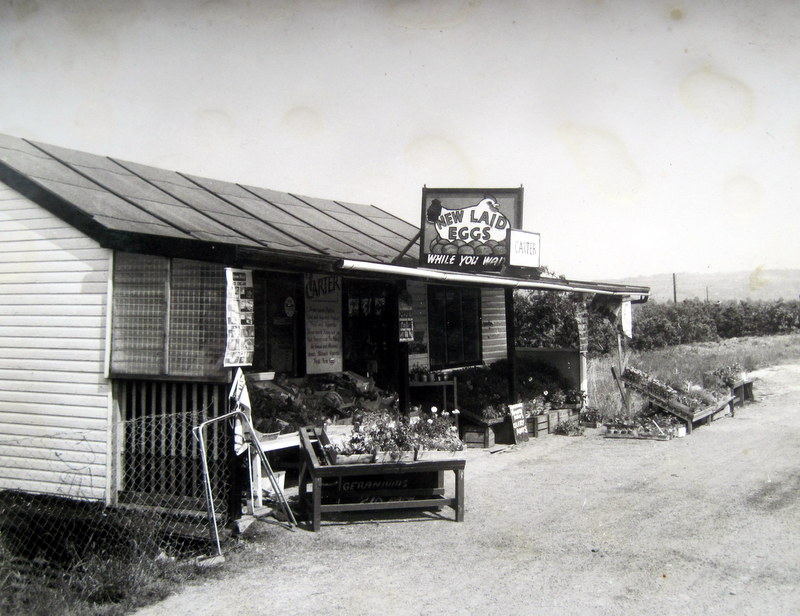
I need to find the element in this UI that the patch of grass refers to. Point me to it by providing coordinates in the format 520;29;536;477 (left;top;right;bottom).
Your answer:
1;549;215;616
0;491;218;616
588;333;800;419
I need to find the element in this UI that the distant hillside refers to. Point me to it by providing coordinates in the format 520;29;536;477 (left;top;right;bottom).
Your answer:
609;269;800;303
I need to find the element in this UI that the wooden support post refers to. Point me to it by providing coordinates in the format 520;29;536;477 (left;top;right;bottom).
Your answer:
504;288;516;403
610;367;630;414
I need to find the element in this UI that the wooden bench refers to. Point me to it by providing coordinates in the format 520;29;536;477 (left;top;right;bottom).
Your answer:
297;427;465;531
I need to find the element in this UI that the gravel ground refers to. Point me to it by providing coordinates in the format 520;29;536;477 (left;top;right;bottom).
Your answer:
136;364;800;616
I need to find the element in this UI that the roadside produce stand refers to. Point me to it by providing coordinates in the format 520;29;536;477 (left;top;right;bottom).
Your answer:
297;427;465;531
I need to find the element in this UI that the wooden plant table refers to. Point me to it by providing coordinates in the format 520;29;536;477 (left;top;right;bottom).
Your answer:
730;377;756;408
297;427;465;531
622;379;735;434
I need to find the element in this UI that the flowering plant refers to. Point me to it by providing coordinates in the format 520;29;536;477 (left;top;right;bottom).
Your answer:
414;407;464;452
480;404;507;420
326;408;464;456
564;389;587;406
522;395;547;416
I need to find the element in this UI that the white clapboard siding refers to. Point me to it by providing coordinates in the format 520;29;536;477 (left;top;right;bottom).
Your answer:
481;287;508;364
0;184;111;501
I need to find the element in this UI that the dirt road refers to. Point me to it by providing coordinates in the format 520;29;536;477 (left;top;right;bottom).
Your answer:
137;364;800;616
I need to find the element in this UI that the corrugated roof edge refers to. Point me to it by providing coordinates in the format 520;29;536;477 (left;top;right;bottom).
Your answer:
0;133;420;267
336;260;650;299
0;151;346;268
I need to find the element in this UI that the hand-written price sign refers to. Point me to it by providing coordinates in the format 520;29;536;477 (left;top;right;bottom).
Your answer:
507;403;529;444
304;274;343;374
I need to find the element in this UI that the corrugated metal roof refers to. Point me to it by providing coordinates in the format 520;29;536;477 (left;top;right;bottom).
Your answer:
0;134;420;265
0;133;648;297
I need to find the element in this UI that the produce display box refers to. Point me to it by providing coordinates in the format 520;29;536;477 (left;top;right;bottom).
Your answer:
462;425;495;448
459;411;514;448
527;414;549;437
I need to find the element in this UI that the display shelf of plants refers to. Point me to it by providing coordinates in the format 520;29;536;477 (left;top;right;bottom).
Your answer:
704;363;755;406
319;408;465;465
620;366;735;431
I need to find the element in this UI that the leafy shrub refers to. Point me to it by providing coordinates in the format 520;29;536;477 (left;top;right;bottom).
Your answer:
631;299;800;351
453;363;509;416
513;289;579;349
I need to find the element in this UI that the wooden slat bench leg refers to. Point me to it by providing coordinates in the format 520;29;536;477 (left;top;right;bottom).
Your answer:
312;476;322;532
455;468;465;522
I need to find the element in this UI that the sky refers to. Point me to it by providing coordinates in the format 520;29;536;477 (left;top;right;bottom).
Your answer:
1;0;798;281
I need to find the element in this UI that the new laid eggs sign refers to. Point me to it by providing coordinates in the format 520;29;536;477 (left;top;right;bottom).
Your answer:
419;187;523;272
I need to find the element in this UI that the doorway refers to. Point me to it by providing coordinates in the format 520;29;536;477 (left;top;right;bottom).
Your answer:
253;273;303;376
342;279;398;391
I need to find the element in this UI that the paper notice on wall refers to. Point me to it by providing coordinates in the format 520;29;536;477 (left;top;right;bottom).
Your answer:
304;273;342;374
224;268;254;367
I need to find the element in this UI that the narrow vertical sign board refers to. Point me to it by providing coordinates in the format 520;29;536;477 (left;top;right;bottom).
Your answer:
304;274;343;374
508;403;529;444
575;301;589;355
224;268;254;367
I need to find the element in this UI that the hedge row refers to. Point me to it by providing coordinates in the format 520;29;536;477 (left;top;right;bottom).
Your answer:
630;299;800;350
513;289;800;353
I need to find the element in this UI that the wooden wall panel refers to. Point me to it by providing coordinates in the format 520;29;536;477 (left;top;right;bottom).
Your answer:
0;184;111;501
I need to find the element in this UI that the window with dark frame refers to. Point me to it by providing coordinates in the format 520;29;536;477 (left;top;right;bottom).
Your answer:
427;285;481;369
110;252;227;379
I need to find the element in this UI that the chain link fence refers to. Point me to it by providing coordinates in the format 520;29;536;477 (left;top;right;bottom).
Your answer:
0;410;234;602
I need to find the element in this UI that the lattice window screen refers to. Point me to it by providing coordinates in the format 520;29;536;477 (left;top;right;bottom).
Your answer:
169;259;226;377
111;253;168;375
111;253;227;378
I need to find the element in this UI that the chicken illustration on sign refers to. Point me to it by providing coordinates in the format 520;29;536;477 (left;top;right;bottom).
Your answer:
420;188;522;272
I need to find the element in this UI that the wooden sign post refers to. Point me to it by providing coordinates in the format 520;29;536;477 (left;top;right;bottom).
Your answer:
508;403;529;444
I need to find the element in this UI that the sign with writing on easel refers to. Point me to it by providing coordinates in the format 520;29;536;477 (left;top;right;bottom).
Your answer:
304;274;343;374
508;403;529;444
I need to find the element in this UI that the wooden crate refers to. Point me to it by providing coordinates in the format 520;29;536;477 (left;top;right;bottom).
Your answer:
527;414;549;437
462;424;495;448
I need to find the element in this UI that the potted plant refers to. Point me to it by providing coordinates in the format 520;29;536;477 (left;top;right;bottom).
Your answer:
564;389;587;409
579;407;602;428
546;389;567;409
